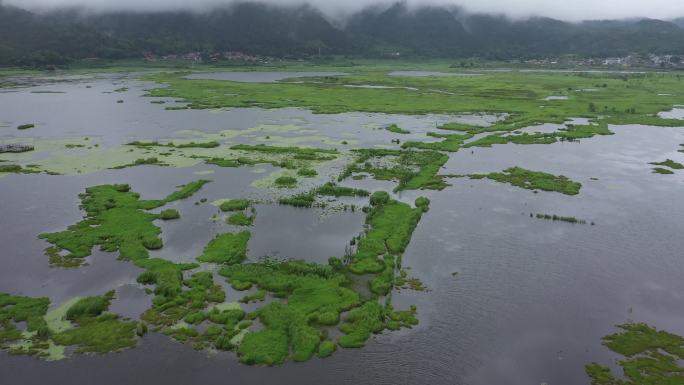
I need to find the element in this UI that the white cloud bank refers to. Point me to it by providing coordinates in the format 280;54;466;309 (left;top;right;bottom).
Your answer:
5;0;684;21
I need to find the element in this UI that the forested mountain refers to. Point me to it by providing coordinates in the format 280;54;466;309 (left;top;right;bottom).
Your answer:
2;1;684;66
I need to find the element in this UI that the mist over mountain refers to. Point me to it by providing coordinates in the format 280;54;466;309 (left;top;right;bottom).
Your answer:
2;1;684;66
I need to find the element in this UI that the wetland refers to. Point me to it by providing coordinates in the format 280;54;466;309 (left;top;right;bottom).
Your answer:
2;62;684;385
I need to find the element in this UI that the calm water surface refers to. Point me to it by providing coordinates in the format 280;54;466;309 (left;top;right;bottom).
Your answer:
1;73;684;385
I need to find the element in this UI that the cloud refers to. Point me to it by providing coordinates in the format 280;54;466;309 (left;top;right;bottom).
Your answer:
5;0;684;21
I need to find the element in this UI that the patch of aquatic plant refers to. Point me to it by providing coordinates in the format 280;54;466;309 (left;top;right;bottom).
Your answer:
274;176;297;188
219;199;250;212
476;167;582;195
227;212;255;226
535;213;588;225
197;231;250;265
297;168;318;177
278;192;316;208
394;270;428;291
110;157;168;170
340;149;449;191
66;291;114;320
53;291;138;354
652;167;675;174
437;122;480;132
464;123;613;148
650;159;684;170
159;209;180;220
141;271;225;328
239;290;266;304
38;180;209;269
338;302;418;348
231;144;337;160
316;182;369;197
402;132;473;152
585;323;684;385
17;124;35;130
1;291;139;358
220;260;361;365
0;164;41;174
385;124;410;134
347;192;428;285
127;140;220;149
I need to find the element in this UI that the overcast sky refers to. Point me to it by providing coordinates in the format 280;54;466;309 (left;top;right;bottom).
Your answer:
5;0;684;21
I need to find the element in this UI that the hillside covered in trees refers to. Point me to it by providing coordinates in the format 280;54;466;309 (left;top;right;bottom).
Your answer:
2;1;684;66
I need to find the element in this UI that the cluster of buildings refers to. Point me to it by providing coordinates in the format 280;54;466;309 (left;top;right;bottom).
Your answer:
518;54;683;68
143;51;275;64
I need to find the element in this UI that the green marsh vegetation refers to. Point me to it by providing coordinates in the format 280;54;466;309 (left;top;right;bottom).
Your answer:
585;323;684;385
534;213;588;225
463;122;614;148
339;149;449;191
127;140;220;149
278;192;316;208
316;182;369;197
144;70;684;127
227;212;255;226
650;159;684;169
650;159;684;175
653;167;675;175
1;291;139;358
385;124;410;134
159;209;180;220
0;164;41;174
110;157;168;169
219;199;250;212
274;176;297;188
38;180;209;269
474;167;582;195
197;231;250;264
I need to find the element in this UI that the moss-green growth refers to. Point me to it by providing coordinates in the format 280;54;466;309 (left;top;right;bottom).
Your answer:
128;141;220;149
0;293;50;338
349;197;427;275
110;157;167;170
340;149;449;191
316;182;369;197
403;132;473;152
39;181;209;267
52;314;137;354
66;291;114;321
479;167;582;195
197;231;250;265
274;176;297;188
239;290;266;304
318;340;336;358
159;209;180;220
464;123;613;149
278;192;316;208
227;212;255;226
385;124;410;134
650;159;683;170
585;323;684;385
219;199;250;212
0;164;41;174
535;213;587;224
653;167;675;175
231;144;337;159
297;168;318;177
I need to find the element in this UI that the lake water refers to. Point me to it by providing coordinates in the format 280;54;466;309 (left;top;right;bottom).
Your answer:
2;72;684;385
